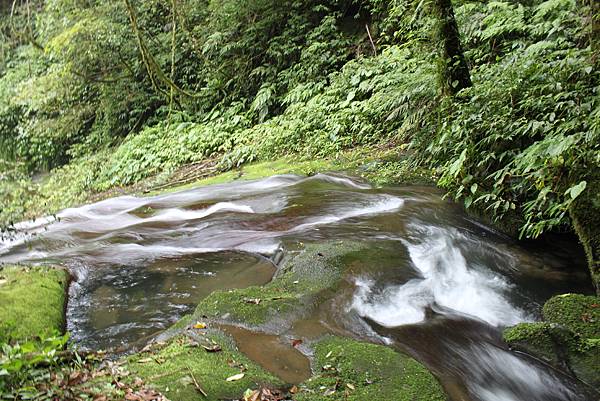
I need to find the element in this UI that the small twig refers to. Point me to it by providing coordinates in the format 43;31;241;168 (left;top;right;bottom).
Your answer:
365;24;377;56
187;366;208;397
146;367;184;381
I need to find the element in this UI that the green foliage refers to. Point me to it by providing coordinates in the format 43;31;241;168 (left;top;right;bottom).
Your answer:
428;0;599;238
0;0;598;251
0;333;69;398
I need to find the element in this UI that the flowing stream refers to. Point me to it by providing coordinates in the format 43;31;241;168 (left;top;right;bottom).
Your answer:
0;173;596;401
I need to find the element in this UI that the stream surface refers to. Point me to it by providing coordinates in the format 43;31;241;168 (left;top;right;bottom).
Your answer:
0;173;596;401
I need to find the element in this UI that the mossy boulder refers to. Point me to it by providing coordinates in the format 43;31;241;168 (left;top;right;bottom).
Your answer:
503;293;600;388
0;265;69;342
190;241;369;328
542;294;600;338
294;336;445;401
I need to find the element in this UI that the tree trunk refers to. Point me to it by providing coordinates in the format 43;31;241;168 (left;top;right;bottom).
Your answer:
433;0;472;96
569;171;600;295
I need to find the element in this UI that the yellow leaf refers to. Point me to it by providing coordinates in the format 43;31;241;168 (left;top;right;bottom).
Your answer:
193;322;207;329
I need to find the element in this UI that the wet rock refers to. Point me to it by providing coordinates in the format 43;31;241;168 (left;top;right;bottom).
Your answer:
503;293;600;388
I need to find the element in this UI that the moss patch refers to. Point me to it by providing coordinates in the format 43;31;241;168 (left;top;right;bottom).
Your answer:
294;336;445;401
503;322;578;367
192;241;368;327
542;294;600;339
152;149;371;196
0;265;69;342
357;155;437;187
128;331;283;401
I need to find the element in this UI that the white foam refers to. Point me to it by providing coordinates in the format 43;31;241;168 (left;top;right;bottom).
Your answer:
352;225;528;327
148;202;254;222
292;196;404;232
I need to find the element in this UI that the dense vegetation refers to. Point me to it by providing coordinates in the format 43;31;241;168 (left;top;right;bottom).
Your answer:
0;0;598;285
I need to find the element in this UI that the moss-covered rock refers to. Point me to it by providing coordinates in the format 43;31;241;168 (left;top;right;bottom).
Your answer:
149;240;448;401
504;293;600;388
543;294;600;339
128;330;284;401
0;265;69;342
191;241;369;328
294;336;445;401
503;322;578;370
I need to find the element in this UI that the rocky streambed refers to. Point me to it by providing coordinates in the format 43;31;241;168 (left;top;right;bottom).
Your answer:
1;173;598;400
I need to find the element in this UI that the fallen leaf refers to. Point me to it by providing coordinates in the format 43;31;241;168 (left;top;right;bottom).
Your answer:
226;373;245;382
244;298;261;305
0;278;7;286
137;358;154;364
243;389;259;401
289;385;299;394
323;388;336;396
193;322;207;329
292;339;303;348
346;383;355;390
202;344;222;353
325;351;333;358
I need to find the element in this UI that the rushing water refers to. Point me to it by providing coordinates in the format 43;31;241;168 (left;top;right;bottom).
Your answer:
0;173;595;401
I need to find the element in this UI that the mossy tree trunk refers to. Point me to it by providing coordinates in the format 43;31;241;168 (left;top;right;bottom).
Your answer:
433;0;472;96
569;174;600;295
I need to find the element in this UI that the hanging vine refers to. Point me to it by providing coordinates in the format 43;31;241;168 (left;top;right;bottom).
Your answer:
123;0;197;100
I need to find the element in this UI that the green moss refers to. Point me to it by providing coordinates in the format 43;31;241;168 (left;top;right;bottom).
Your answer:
503;323;556;360
153;151;366;196
504;294;600;387
358;157;437;187
192;241;368;327
195;286;300;326
503;322;578;366
294;336;445;401
543;294;600;339
129;331;283;401
0;265;69;342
